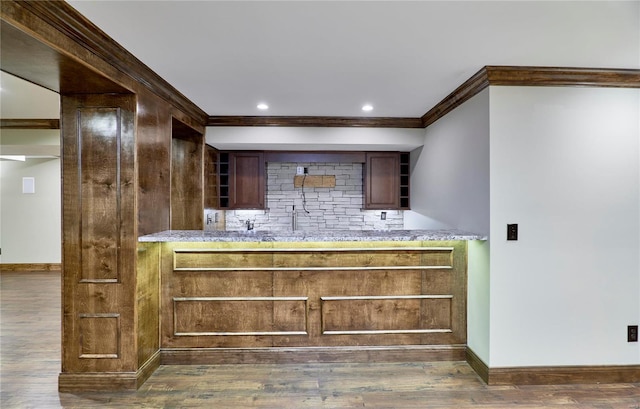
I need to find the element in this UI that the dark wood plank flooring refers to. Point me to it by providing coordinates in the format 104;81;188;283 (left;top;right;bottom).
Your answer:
1;271;639;408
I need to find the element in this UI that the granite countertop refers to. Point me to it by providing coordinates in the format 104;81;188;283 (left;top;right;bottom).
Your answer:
138;229;487;242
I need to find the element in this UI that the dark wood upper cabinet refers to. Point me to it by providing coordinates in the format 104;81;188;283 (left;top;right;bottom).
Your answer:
216;150;407;211
218;151;265;209
364;152;410;210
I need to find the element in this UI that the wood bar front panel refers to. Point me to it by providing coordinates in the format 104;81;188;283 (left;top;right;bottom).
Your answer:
161;241;467;350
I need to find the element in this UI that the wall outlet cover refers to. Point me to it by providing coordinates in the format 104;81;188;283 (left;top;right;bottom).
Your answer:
296;166;304;175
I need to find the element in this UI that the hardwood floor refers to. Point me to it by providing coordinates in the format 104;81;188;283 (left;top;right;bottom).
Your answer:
1;271;639;408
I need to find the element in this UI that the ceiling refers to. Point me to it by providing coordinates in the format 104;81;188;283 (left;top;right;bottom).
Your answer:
62;0;638;119
0;0;638;152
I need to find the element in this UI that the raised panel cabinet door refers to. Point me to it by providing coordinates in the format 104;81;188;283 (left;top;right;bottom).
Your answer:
365;152;400;209
230;151;265;209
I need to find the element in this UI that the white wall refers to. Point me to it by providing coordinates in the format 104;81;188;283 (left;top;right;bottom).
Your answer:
407;88;491;364
406;89;490;236
0;158;61;263
489;86;640;367
206;126;425;152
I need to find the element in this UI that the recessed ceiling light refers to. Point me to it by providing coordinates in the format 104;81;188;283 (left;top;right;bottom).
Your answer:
257;103;269;110
362;104;373;112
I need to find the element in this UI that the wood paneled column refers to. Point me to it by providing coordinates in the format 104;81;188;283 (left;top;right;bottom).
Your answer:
58;93;156;391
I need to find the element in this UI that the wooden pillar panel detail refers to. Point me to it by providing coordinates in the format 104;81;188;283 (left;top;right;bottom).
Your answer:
78;107;123;283
62;94;137;374
78;313;120;358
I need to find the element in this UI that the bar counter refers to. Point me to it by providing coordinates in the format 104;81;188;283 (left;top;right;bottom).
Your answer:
137;229;486;365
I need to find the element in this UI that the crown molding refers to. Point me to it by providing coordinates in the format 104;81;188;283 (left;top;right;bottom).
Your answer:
422;66;640;128
485;66;640;88
207;116;424;128
421;67;490;128
5;1;207;125
0;118;60;129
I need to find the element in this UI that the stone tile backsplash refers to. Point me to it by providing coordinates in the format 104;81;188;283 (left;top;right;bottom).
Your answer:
225;162;404;231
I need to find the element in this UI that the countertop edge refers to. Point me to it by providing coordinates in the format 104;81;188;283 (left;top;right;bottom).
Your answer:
138;230;488;243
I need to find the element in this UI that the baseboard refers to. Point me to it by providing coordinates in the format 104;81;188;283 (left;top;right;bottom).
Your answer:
0;263;61;272
465;347;640;385
465;347;489;383
137;350;161;386
58;371;138;392
161;345;467;365
488;364;640;385
58;350;161;392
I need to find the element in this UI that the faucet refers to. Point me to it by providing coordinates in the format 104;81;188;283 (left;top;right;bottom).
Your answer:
245;220;254;231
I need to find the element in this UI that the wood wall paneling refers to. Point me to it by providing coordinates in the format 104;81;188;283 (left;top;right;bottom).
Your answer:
136;93;172;236
171;118;204;230
136;242;160;368
78;107;122;283
61;93;137;374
